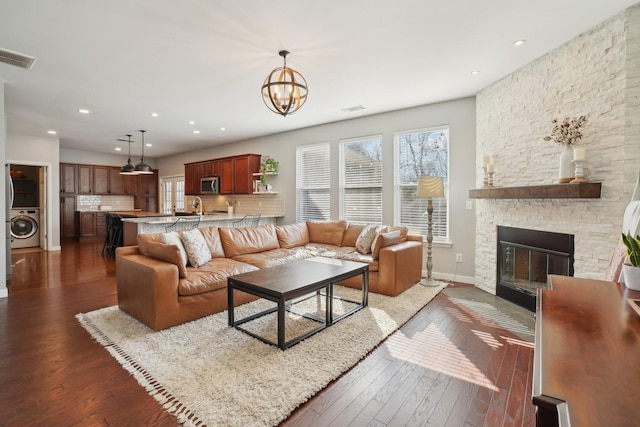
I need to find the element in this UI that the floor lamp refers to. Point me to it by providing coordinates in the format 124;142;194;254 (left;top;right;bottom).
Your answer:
417;176;444;286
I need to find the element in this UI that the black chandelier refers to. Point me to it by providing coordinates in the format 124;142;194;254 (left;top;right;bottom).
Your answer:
134;130;153;174
118;134;136;175
261;50;308;117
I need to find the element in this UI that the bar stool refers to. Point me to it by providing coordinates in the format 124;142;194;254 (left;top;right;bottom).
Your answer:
102;213;123;256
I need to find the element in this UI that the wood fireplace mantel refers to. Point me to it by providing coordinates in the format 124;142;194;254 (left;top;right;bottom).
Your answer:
468;182;601;199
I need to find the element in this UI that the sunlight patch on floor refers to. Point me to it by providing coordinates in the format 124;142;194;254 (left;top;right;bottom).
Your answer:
386;324;499;391
449;297;534;341
472;329;503;350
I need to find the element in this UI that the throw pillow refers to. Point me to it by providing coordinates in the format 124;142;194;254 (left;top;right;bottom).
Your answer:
144;240;188;279
161;231;188;267
355;225;379;254
180;229;212;268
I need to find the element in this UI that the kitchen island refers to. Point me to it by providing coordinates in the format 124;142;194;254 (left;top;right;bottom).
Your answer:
121;213;281;246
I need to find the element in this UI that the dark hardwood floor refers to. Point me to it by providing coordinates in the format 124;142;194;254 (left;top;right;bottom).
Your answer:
1;240;535;426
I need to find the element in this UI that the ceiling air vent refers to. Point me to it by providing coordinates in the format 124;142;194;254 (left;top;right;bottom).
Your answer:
340;105;365;113
0;48;36;69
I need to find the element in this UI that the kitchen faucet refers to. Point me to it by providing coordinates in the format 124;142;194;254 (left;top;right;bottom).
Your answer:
192;196;203;216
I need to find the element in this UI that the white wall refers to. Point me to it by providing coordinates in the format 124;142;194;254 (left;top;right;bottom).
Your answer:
157;97;477;281
474;6;640;293
60;147;155;168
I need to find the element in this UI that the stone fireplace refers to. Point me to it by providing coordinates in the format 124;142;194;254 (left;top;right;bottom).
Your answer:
497;226;574;311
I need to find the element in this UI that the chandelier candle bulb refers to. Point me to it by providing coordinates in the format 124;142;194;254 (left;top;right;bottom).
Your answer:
574;147;586;161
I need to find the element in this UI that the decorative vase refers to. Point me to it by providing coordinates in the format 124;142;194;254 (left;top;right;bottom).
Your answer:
558;145;574;183
622;263;640;291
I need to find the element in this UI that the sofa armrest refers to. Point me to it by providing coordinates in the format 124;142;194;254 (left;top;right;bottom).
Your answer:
378;240;423;296
116;251;180;331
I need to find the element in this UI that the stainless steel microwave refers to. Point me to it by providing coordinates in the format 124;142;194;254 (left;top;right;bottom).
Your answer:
200;176;220;194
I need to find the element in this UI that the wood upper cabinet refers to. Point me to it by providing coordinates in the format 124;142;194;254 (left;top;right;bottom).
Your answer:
123;174;137;195
184;163;195;195
77;165;93;194
109;168;124;194
93;166;109;194
232;154;261;194
186;155;260;195
60;163;77;194
219;158;234;194
134;170;159;212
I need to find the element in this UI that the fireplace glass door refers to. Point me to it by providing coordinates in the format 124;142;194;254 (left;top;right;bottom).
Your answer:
497;226;574;311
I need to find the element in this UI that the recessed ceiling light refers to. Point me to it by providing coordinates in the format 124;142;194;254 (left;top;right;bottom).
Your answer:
151;112;158;117
513;39;526;46
145;143;152;147
220;127;226;131
78;108;90;114
193;130;200;134
470;70;480;75
47;130;57;135
115;147;122;151
189;120;195;125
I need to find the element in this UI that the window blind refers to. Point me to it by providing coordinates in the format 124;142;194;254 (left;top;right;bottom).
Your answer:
296;143;331;221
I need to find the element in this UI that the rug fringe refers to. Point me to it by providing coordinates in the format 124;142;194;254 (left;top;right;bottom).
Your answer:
76;311;205;426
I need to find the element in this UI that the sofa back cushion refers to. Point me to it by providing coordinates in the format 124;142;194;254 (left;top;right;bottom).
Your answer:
198;226;226;258
306;220;347;246
371;226;409;260
219;224;280;257
275;222;310;248
341;223;365;247
136;233;164;256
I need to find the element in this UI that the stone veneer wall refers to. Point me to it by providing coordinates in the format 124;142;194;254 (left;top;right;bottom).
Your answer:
475;5;640;294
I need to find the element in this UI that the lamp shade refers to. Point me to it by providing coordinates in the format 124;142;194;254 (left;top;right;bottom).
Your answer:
416;176;444;198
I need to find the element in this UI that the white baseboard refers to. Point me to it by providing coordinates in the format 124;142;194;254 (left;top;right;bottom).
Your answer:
425;270;476;285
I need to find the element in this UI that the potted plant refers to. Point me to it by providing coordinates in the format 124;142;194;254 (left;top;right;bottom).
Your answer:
260;157;279;185
621;232;640;291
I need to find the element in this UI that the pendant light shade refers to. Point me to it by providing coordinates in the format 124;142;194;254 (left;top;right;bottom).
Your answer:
118;134;136;175
134;130;153;174
261;50;308;117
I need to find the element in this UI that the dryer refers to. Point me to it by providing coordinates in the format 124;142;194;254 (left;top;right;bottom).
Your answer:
11;208;40;248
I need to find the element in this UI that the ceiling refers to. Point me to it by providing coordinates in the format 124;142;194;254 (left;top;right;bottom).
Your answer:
1;1;637;158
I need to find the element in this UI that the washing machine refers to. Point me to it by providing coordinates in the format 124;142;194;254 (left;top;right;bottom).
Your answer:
11;208;40;249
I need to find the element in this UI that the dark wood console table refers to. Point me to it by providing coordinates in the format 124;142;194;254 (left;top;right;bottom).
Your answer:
533;275;640;426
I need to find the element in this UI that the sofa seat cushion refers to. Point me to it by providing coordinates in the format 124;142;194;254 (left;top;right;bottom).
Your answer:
219;224;280;257
304;244;378;272
232;247;319;269
179;258;258;297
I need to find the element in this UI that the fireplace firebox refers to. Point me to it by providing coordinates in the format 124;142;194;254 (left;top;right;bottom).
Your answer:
497;226;574;311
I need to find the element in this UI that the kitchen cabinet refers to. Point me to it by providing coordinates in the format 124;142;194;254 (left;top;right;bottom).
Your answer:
78;211;107;238
77;165;93;194
134;171;158;212
60;195;77;239
94;166;125;195
185;163;195;195
60;163;77;194
184;155;260;195
123;174;137;195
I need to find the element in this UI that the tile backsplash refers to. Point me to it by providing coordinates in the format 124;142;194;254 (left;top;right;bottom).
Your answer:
77;195;134;211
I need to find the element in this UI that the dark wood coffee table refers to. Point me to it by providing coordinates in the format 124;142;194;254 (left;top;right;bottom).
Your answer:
227;257;369;350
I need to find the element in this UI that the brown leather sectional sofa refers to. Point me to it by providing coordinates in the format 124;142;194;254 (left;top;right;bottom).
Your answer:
116;220;423;330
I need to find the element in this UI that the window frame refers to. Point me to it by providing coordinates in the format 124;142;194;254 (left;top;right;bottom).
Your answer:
295;142;331;222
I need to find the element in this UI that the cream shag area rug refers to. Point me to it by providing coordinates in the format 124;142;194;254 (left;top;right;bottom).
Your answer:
77;283;445;427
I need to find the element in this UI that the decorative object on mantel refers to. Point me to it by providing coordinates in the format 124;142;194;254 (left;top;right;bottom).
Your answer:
621;232;640;291
543;115;588;183
261;50;308;117
416;176;445;286
571;147;587;183
481;154;495;187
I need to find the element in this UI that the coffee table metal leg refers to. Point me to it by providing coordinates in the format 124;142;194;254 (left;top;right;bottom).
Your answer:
326;284;332;324
363;269;369;306
228;281;235;326
278;297;286;349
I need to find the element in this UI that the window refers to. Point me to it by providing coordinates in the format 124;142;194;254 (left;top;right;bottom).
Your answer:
395;127;449;241
340;135;383;224
160;176;185;214
296;143;331;221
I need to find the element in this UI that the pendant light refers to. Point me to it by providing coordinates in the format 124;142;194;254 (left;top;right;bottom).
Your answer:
261;50;308;117
118;134;136;175
134;129;153;174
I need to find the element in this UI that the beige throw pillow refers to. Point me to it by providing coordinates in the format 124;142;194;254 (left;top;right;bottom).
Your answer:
180;229;212;268
355;225;379;254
